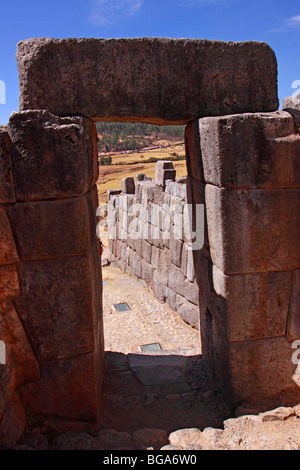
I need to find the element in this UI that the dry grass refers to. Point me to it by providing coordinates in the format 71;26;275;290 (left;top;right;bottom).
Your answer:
97;143;187;203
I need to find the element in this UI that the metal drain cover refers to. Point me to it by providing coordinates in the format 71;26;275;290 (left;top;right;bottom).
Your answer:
139;342;162;352
113;302;131;312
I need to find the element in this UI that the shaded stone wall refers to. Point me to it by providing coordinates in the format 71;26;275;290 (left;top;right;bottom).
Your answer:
0;111;104;448
185;110;300;409
107;168;200;328
0;126;40;448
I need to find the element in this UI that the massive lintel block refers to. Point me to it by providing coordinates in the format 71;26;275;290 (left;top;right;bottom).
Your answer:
17;38;278;123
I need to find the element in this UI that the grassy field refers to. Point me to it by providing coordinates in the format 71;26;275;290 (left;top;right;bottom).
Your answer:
96;142;187;203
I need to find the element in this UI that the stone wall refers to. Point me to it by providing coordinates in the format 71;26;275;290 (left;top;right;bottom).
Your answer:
1;36;299;447
185;109;300;409
107;164;200;328
0;111;104;448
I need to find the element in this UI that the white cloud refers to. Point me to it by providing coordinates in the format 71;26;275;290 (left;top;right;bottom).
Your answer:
287;14;300;27
269;13;300;33
89;0;142;25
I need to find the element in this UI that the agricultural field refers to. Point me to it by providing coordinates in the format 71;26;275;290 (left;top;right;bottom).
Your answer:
96;141;187;203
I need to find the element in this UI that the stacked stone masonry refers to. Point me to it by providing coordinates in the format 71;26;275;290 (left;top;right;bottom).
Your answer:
185;110;300;409
0;112;104;449
0;37;299;448
107;167;200;329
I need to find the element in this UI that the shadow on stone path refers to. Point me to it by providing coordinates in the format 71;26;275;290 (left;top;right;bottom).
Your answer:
99;350;233;435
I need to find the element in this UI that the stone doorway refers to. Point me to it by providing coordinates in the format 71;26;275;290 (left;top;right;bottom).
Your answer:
1;37;299;448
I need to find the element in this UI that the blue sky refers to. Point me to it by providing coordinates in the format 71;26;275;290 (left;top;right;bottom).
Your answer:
0;0;299;124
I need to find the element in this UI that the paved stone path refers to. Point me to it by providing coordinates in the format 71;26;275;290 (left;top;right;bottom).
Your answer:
102;265;201;354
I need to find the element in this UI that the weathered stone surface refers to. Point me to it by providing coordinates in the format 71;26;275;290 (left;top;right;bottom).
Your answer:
284;108;300;133
0;265;20;301
186;176;209;257
132;428;169;450
13;256;96;362
185;120;204;182
92;429;136;450
8;110;97;201
168;428;202;448
131;251;142;279
151;245;161;271
283;94;300;111
7;195;93;261
20;351;101;422
53;432;92;450
287;269;300;341
212;266;293;341
141;240;152;264
141;259;155;286
17;38;278;122
155;161;176;187
0;127;15;203
121;177;135;194
164;286;178;311
169;234;183;268
260;407;296;422
153;270;165;302
206;185;300;274
168;265;198;305
226;336;300;407
176;295;199;328
0;208;19;266
199;111;299;188
127;353;190;394
0;392;26;449
0;299;39;420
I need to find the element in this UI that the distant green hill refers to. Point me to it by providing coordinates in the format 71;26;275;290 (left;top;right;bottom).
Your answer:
95;122;184;152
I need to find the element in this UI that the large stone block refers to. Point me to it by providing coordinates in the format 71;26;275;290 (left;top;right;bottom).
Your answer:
13;256;97;363
0;299;39;420
185;120;204;182
176;295;199;328
287;269;300;341
141;259;155;286
8;110;97;201
19;351;101;422
284;108;300;133
0;208;19;266
0;265;20;301
0;127;15;203
225;337;300;407
155;161;176;187
212;266;293;341
283;94;300;111
17;38;278;122
0;392;26;449
121;177;135;194
7;194;93;261
168;264;198;305
199;111;299;188
206;185;300;274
